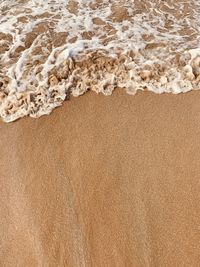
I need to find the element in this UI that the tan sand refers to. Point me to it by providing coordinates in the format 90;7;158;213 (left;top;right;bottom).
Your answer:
0;90;200;266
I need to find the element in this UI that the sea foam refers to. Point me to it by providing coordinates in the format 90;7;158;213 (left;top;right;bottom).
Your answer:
0;0;200;122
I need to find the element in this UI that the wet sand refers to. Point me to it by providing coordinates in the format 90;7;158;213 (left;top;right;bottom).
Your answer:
1;90;200;266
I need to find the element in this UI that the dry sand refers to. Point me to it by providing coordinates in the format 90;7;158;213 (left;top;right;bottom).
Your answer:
1;90;200;266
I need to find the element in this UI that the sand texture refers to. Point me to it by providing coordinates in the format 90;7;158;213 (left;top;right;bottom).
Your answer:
1;90;200;266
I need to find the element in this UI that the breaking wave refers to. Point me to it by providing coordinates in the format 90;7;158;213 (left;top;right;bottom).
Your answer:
0;0;200;122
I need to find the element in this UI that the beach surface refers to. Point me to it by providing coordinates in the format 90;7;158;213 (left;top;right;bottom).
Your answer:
1;90;200;266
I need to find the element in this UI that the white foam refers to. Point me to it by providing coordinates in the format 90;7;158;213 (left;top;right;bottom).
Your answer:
0;0;200;122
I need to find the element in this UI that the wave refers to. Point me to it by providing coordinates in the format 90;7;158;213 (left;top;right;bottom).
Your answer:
0;0;200;122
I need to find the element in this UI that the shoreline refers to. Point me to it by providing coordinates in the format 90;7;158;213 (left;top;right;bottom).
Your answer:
1;0;200;122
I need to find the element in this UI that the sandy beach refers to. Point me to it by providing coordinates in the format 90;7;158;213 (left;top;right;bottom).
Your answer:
1;1;200;266
1;90;200;266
